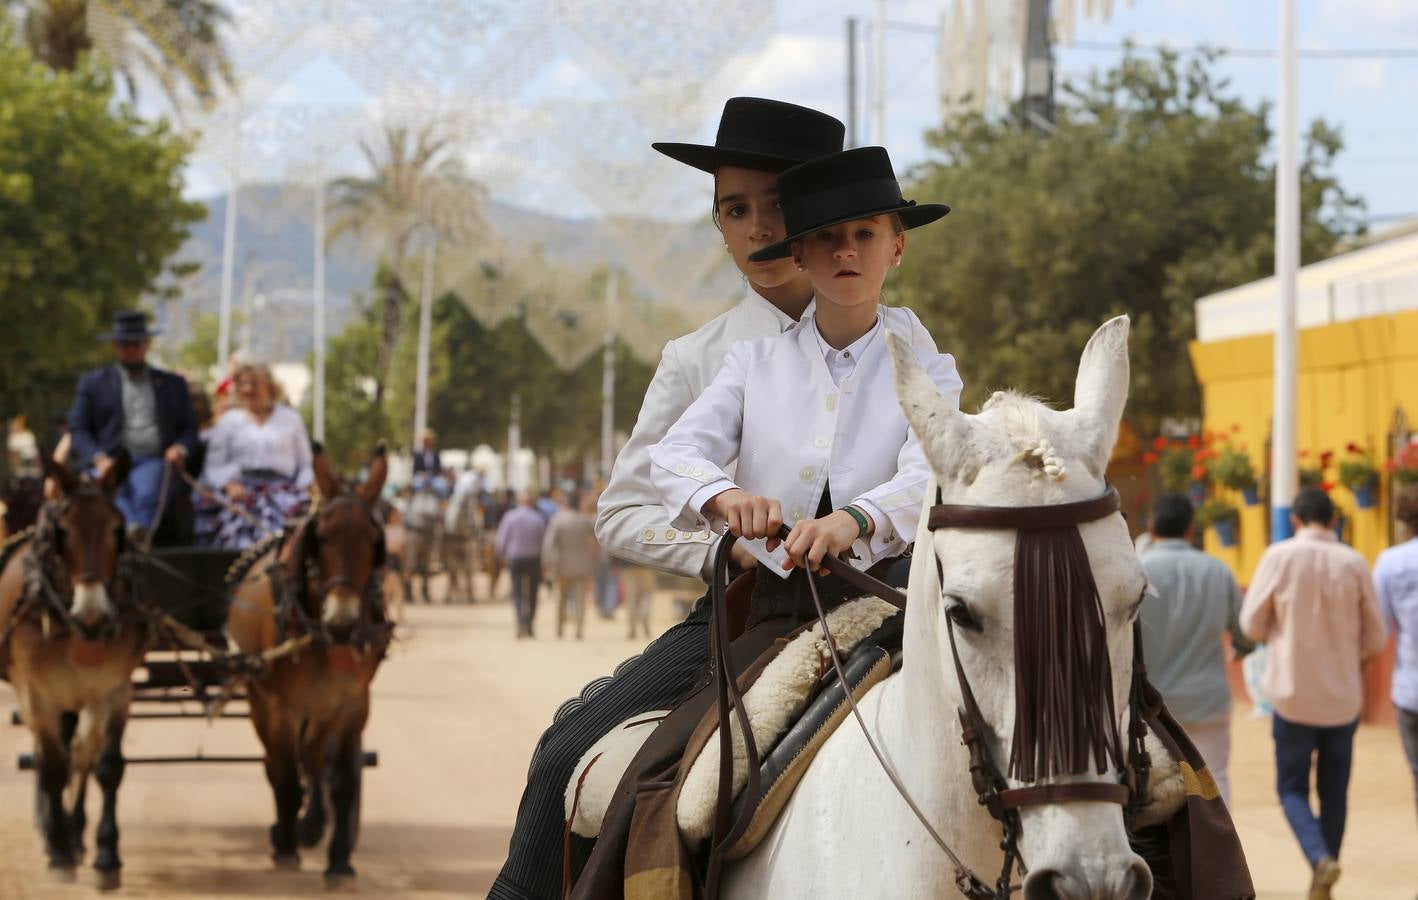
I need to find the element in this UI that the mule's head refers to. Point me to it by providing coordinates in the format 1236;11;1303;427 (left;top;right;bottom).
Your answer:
891;317;1150;900
40;451;132;633
288;445;388;643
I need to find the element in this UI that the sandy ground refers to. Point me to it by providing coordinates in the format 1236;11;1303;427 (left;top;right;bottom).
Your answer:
1;574;1415;899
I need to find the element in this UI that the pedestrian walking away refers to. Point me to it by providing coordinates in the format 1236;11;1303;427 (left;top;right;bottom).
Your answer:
497;491;548;639
1241;487;1388;900
486;97;850;900
543;493;600;640
1375;484;1418;826
1137;493;1254;806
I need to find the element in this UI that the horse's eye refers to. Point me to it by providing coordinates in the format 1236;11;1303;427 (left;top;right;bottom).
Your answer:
945;597;981;632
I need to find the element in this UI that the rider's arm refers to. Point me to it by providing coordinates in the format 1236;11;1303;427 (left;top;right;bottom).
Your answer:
68;372;102;467
647;344;749;536
595;339;718;580
200;412;240;488
848;349;963;565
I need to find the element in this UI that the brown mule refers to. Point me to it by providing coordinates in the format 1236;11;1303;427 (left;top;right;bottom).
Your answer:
225;446;390;888
0;451;149;891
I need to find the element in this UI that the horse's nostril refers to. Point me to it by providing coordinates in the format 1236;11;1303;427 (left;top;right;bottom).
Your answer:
1116;859;1152;900
1023;869;1076;900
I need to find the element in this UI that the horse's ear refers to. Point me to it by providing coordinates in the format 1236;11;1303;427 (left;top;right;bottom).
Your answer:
358;444;388;506
312;442;343;500
100;448;132;493
43;450;81;498
889;333;971;482
1072;316;1131;477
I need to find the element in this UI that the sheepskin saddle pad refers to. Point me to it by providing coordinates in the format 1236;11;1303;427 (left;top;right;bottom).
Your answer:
677;597;902;855
563;596;902;842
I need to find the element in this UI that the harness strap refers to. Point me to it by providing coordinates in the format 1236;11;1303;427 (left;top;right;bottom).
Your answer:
929;487;1121;532
998;782;1130;811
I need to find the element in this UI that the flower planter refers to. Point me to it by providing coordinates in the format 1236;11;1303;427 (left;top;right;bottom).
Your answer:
1351;482;1377;510
1213;520;1238;548
1241;486;1259;507
1188;483;1207;506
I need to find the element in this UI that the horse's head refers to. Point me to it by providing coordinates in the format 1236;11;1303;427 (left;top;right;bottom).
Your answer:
890;317;1150;900
286;445;388;643
39;450;132;634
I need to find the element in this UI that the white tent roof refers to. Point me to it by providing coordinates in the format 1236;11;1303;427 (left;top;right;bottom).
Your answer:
1194;222;1418;343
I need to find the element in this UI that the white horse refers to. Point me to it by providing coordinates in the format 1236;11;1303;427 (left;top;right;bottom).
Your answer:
723;316;1151;900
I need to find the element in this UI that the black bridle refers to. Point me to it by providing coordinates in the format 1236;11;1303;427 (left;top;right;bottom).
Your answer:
274;493;389;647
703;485;1151;900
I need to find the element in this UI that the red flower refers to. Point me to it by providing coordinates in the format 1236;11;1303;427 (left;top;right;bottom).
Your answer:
1387;459;1398;472
1152;436;1168;451
1142;451;1159;465
1346;442;1362;454
1231;423;1242;433
1320;450;1335;467
1191;465;1208;481
1186;435;1200;449
1321;481;1336;492
1299;449;1310;459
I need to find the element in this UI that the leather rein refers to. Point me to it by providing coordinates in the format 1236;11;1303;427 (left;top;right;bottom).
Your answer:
704;486;1150;900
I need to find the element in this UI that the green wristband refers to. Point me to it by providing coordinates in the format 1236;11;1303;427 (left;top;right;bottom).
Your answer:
841;505;870;539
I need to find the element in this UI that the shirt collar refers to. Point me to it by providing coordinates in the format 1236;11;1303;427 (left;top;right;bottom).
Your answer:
1154;538;1192;550
745;284;813;334
117;363;149;382
1296;527;1339;542
810;312;882;364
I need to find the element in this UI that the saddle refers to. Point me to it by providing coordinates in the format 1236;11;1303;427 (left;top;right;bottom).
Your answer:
564;596;902;850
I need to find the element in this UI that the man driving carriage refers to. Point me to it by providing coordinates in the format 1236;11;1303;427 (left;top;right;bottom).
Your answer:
67;310;199;542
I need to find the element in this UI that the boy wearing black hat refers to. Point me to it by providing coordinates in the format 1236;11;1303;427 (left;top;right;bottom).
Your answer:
68;311;198;538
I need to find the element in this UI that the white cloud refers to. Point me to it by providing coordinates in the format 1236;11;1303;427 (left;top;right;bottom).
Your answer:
1338;57;1389;91
1320;0;1418;38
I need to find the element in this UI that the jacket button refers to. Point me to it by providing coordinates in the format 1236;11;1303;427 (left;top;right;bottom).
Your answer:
666;529;678;540
799;466;815;483
675;463;688;475
825;394;838;412
813;436;829;449
791;507;805;522
641;528;655;541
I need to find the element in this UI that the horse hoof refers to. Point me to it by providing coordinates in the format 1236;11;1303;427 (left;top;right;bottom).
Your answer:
272;853;301;871
46;863;77;883
96;868;122;892
324;865;357;891
298;816;326;848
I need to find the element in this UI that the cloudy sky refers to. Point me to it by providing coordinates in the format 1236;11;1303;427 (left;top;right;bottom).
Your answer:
181;0;1417;229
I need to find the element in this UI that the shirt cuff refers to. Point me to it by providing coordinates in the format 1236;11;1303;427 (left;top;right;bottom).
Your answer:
687;479;737;529
851;498;898;560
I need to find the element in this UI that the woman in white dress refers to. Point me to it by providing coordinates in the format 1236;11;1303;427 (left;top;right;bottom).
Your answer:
196;363;313;549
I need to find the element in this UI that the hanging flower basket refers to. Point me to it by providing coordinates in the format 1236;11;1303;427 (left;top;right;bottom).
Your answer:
1197;498;1240;548
1213;519;1238;547
1339;444;1379;509
1241;485;1259;506
1351;481;1377;510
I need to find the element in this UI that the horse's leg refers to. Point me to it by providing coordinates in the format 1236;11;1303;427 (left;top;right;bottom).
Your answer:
31;703;77;878
324;697;369;888
252;693;303;869
297;717;334;848
91;690;130;891
59;710;87;862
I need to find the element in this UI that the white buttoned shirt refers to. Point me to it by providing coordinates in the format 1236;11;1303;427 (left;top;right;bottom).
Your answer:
596;286;809;580
649;306;963;570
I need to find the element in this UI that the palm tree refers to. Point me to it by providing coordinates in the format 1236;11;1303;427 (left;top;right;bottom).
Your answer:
328;123;486;405
10;0;232;108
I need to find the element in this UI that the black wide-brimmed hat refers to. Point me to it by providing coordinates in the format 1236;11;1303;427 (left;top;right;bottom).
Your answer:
748;147;950;261
98;310;160;342
652;97;845;174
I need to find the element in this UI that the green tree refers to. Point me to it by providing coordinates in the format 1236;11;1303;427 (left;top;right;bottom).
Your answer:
327;124;487;406
310;291;395;473
0;33;203;481
7;0;232;108
896;51;1363;434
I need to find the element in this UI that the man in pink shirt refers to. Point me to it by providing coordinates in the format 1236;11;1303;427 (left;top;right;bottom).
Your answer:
1241;487;1388;899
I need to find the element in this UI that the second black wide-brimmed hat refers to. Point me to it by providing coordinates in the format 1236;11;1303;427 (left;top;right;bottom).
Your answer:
653;97;845;174
748;147;950;261
97;310;161;341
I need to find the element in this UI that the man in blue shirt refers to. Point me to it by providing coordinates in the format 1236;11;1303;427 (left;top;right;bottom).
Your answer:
1374;484;1418;823
1139;493;1254;805
497;491;549;638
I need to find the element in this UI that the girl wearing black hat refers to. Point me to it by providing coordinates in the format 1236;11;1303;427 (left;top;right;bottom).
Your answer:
650;146;961;620
493;98;857;900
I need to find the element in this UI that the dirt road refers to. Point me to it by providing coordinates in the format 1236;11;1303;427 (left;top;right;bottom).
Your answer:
1;582;1414;898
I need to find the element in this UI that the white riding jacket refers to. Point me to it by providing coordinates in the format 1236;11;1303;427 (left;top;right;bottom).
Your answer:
596;286;805;580
649;306;962;571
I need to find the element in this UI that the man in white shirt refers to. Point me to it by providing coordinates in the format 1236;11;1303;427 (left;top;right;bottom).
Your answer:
489;98;848;900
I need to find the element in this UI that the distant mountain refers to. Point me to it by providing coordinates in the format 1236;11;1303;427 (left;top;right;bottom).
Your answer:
162;183;738;362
